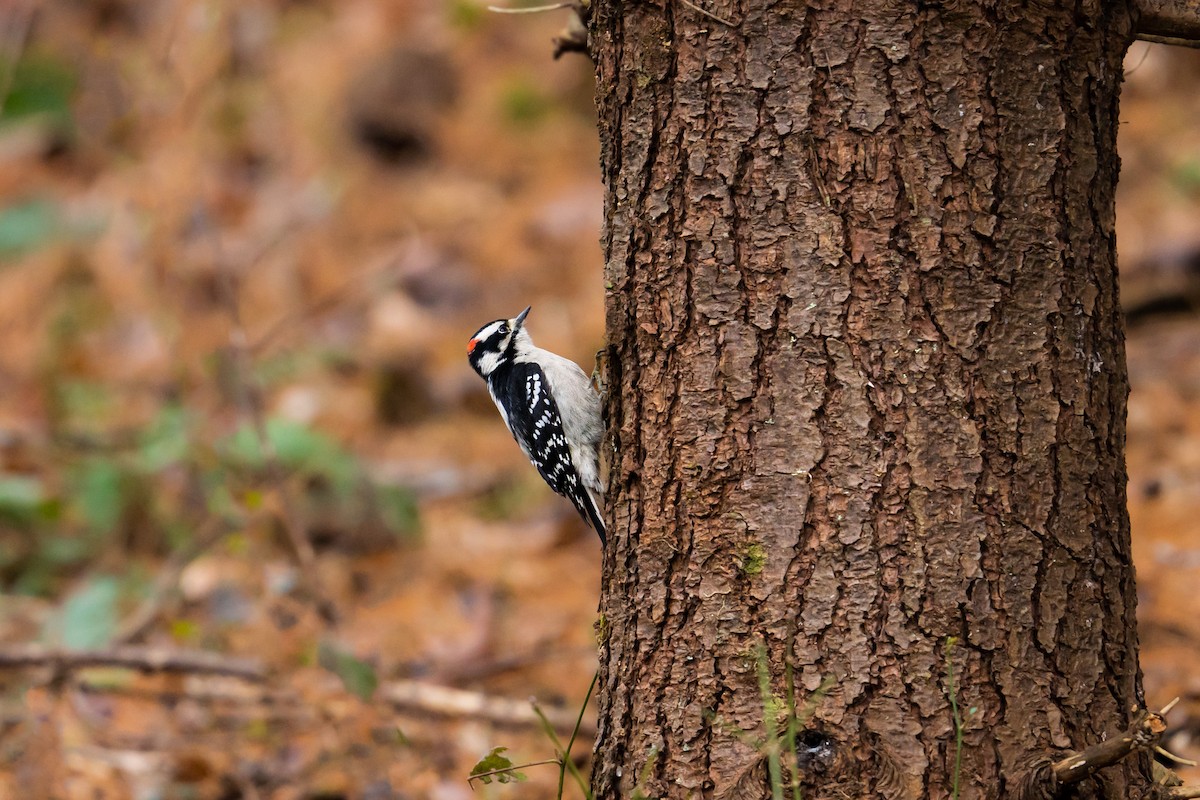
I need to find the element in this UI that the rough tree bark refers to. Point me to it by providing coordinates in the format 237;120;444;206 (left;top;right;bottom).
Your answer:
592;2;1150;798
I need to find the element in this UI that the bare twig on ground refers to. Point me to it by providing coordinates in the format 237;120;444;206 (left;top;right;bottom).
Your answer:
382;679;596;735
70;672;594;735
487;2;572;11
433;648;563;684
0;644;265;681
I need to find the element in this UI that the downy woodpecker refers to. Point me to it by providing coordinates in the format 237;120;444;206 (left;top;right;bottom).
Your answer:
467;307;605;543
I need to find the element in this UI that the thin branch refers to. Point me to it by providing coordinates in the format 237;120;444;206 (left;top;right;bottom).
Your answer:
71;675;596;735
487;2;572;12
1134;0;1200;45
467;757;559;786
677;0;735;27
0;644;265;681
381;680;596;734
1029;698;1199;797
1164;788;1200;799
1156;745;1199;767
1050;708;1167;785
1135;33;1200;48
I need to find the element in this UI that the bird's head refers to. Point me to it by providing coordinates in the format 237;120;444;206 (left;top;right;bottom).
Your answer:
467;305;531;378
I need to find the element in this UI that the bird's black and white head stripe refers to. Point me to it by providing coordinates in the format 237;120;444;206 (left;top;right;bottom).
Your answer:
467;306;530;379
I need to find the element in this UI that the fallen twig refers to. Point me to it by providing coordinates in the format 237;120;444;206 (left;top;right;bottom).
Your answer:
1050;707;1167;785
56;668;595;735
382;679;596;735
0;644;265;681
487;2;572;12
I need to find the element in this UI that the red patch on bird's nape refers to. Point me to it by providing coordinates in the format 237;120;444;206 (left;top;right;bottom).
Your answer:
467;338;480;354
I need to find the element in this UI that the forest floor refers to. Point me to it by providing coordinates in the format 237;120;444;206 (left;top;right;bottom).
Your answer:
0;3;1198;799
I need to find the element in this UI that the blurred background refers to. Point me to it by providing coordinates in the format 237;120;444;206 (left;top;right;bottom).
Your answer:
0;2;1196;798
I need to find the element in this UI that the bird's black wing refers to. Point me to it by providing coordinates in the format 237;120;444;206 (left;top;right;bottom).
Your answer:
504;361;605;541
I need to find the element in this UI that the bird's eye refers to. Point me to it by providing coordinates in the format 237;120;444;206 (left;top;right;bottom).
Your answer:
499;324;509;335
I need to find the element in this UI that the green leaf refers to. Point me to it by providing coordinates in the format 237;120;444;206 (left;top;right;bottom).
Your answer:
169;618;199;642
37;534;90;565
54;575;120;648
137;404;192;472
1;52;75;127
220;424;269;467
220;418;363;509
244;718;271;740
376;484;420;537
0;199;59;257
55;380;114;426
268;419;333;466
317;640;378;701
1170;157;1200;196
473;473;543;522
203;474;239;518
223;419;357;482
0;474;46;526
242;488;264;510
73;459;126;532
500;77;551;126
447;0;486;30
470;747;528;785
253;351;302;387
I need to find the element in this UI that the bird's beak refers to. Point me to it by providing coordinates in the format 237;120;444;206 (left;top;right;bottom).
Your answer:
514;306;531;329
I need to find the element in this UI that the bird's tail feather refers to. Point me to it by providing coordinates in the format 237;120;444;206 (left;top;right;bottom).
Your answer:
578;487;606;546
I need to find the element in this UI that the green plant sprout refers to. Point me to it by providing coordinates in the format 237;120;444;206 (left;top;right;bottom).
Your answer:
468;671;598;799
943;636;977;800
629;746;660;800
703;642;834;800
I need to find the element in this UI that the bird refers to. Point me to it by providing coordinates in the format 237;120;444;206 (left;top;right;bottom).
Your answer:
467;306;605;543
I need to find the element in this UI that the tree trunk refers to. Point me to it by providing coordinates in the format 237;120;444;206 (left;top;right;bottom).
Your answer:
592;2;1148;799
